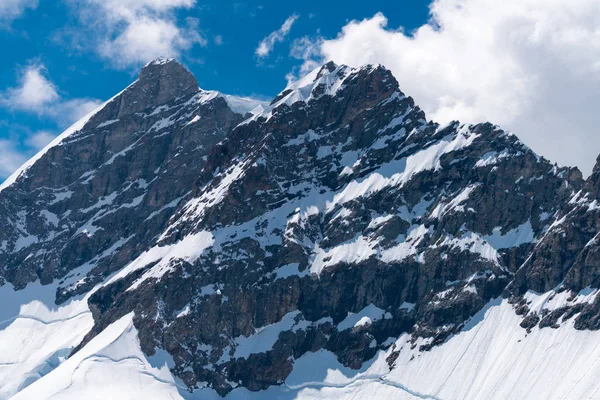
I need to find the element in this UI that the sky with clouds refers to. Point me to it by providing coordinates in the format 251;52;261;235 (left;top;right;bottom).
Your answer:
1;0;599;181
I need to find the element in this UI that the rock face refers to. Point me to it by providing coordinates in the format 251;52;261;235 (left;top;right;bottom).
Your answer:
507;153;600;331
0;58;597;396
0;58;260;303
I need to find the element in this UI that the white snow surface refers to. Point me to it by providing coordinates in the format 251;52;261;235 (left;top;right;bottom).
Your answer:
437;232;500;264
337;304;392;331
310;224;432;275
233;311;303;360
106;230;215;291
7;291;600;399
1;62;598;399
483;219;536;249
222;94;268;116
11;313;179;400
328;127;480;210
244;63;387;124
0;282;94;398
198;89;268;116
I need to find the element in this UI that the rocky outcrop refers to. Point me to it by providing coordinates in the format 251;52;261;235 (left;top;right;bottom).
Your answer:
506;153;600;331
0;59;595;396
0;58;245;300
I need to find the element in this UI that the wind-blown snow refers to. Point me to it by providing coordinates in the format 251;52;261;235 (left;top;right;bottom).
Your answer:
198;89;268;116
337;304;392;331
9;290;600;400
222;94;268;116
12;313;180;400
483;219;535;249
329;128;479;210
0;282;94;398
233;311;303;360
106;230;215;291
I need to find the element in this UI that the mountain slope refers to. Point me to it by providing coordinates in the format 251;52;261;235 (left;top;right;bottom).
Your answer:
0;58;598;399
0;58;265;301
0;58;264;397
79;62;580;394
12;298;600;400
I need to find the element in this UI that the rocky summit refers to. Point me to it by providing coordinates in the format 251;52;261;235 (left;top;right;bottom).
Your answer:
1;58;600;399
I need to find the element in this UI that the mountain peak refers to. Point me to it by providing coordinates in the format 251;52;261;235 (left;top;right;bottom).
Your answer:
103;58;199;119
144;56;176;66
137;57;197;94
316;60;339;79
259;62;402;123
5;52;600;400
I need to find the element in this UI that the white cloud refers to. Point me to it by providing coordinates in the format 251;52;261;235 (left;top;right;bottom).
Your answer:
49;98;103;125
0;64;102;180
97;17;203;69
2;64;102;125
0;130;57;180
5;65;59;111
292;1;600;175
68;0;204;68
24;131;55;149
0;140;27;179
256;14;299;58
288;36;323;82
0;0;37;26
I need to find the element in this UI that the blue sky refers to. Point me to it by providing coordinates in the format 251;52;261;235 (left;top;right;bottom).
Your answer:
1;0;600;181
0;1;430;180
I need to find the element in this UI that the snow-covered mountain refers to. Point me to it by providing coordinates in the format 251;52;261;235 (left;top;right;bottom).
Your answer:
1;58;600;399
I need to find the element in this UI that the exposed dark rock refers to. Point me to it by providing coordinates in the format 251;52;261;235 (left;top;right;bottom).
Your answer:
2;58;599;395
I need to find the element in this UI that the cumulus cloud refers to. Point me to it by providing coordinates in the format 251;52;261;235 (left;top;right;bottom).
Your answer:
292;1;600;175
4;65;59;111
0;0;38;26
0;64;103;178
2;64;102;124
256;14;299;58
67;0;204;69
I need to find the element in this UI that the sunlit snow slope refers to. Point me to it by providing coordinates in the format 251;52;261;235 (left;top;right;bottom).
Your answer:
8;294;600;399
2;58;600;399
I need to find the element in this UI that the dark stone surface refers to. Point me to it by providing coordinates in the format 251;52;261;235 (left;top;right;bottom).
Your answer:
1;59;598;395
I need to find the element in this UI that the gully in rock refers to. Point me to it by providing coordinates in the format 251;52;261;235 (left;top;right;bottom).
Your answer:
2;58;600;400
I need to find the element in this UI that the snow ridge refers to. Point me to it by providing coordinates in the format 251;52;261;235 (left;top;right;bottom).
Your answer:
0;58;591;400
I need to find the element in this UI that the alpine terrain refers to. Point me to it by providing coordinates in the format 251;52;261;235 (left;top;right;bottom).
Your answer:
2;58;600;399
